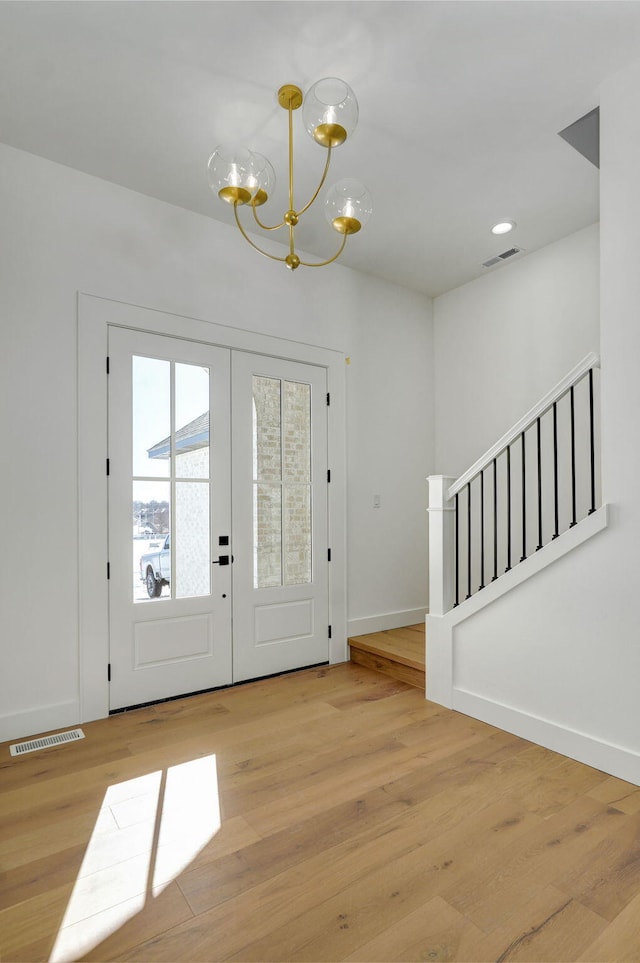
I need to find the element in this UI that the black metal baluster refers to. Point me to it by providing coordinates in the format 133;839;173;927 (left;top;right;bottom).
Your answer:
479;470;485;590
588;367;596;514
505;445;512;572
454;492;459;607
552;401;559;539
492;457;498;581
536;416;543;550
570;385;577;527
466;482;472;599
520;430;527;562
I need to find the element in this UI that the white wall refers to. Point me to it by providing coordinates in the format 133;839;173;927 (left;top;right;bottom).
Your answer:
434;224;600;476
428;70;640;783
347;292;433;631
0;142;433;741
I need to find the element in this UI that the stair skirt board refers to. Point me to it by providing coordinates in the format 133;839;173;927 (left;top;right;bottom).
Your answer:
424;505;637;782
427;505;609;706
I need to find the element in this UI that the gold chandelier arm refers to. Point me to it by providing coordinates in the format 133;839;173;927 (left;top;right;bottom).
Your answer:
233;203;287;263
297;146;333;218
298;232;348;268
251;206;285;232
251;147;331;231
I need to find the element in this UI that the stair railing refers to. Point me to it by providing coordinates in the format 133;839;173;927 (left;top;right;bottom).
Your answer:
428;353;600;614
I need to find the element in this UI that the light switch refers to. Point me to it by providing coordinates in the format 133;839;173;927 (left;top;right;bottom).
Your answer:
373;494;381;509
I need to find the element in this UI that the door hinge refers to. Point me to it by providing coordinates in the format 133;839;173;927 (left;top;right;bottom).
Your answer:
107;562;111;580
328;625;332;639
327;469;331;483
328;548;332;562
106;458;110;476
106;356;110;374
326;392;330;406
107;663;111;682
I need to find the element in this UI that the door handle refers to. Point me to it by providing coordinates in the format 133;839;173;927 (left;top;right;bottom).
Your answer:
212;555;230;566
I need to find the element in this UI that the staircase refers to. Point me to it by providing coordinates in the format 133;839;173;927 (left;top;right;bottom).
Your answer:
426;352;607;713
349;624;425;689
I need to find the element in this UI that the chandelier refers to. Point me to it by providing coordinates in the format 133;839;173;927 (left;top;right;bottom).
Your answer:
207;78;372;271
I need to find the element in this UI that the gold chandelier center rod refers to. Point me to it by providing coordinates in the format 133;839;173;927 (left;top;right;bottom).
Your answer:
248;83;336;240
287;93;297;259
288;93;295;215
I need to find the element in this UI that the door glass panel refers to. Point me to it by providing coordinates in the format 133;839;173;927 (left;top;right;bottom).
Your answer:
132;356;212;603
252;376;312;588
133;480;171;603
253;377;282;481
283;381;312;586
176;481;210;598
255;484;282;588
176;363;210;479
283;381;311;585
283;381;311;483
253;376;282;589
132;357;170;478
284;485;312;585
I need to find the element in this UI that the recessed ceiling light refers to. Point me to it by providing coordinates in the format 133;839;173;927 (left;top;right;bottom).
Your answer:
491;220;516;235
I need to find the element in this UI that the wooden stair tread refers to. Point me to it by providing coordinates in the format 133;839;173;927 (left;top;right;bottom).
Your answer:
349;624;425;690
348;624;425;671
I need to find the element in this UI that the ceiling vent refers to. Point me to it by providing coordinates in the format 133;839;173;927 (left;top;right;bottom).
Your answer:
482;246;523;269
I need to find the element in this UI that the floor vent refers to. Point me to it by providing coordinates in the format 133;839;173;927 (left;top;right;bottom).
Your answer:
9;728;85;757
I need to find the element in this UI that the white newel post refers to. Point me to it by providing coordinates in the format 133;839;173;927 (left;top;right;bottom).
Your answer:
426;475;457;707
427;475;457;616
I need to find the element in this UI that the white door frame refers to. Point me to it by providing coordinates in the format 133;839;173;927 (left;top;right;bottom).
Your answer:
78;293;348;724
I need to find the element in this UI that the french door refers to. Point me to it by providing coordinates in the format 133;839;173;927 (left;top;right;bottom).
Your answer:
107;327;329;709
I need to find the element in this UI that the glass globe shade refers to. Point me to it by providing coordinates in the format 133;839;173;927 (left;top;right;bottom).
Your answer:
325;179;372;234
303;78;358;147
207;144;260;205
249;152;276;207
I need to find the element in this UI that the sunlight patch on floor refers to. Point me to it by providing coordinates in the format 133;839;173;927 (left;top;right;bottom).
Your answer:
49;754;220;962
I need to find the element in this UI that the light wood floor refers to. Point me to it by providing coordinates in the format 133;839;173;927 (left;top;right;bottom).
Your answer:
2;662;640;962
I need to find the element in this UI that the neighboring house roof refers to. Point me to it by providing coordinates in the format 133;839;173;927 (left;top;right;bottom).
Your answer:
147;411;209;459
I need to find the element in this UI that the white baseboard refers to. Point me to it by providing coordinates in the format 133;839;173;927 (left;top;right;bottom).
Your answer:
453;688;640;787
0;699;80;746
348;608;427;638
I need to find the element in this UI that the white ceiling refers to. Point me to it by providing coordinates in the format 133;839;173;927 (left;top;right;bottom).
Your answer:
1;0;640;297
